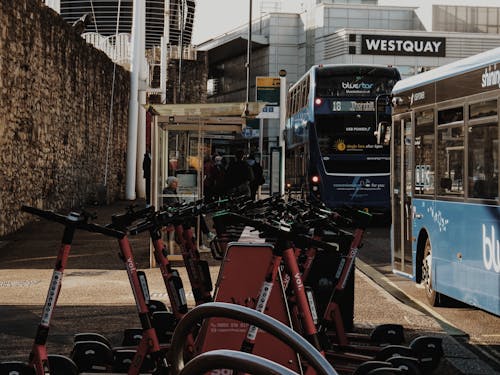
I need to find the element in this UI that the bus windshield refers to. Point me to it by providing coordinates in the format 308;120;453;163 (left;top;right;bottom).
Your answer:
315;114;388;174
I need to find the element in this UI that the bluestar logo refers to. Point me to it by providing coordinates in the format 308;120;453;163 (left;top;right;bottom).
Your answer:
482;224;500;273
342;82;374;90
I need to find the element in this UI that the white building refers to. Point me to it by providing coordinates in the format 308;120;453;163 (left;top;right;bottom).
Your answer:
197;1;500;154
198;1;500;97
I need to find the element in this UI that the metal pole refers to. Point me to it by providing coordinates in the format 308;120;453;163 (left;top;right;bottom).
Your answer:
136;90;147;198
279;73;287;195
160;36;167;103
258;117;264;199
136;1;147;199
245;0;253;103
161;0;170;103
125;0;144;200
178;0;184;99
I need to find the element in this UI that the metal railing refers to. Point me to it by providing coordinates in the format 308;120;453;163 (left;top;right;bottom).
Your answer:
82;32;131;68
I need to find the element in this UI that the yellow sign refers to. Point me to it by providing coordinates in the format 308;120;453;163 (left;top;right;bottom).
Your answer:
256;77;281;87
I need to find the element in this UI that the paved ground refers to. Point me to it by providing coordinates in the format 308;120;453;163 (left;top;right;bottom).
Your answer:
0;199;496;374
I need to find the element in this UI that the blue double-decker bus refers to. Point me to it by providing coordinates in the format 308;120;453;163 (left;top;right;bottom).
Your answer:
390;47;500;315
285;64;400;215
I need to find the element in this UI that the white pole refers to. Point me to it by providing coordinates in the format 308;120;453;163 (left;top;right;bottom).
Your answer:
136;89;147;198
279;74;287;195
160;37;167;103
136;0;147;199
245;0;253;104
125;0;144;200
161;0;170;103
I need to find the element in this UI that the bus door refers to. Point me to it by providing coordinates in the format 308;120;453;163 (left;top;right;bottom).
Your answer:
392;114;414;276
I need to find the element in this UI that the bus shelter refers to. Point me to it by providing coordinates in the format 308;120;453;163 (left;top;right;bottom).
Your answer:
148;102;264;261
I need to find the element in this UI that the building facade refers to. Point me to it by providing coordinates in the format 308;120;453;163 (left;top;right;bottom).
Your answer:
197;1;500;159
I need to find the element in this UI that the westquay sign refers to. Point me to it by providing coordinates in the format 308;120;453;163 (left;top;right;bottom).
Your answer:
361;35;446;57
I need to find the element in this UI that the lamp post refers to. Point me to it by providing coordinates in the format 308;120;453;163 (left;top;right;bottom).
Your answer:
279;69;287;195
245;0;253;104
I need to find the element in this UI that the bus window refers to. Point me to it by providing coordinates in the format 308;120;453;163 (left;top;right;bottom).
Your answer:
438;106;463;124
437;126;464;196
469;99;497;119
467;122;498;199
415;110;435;195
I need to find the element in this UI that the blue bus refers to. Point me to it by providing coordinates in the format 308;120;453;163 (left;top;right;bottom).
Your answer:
285;64;400;215
390;47;500;315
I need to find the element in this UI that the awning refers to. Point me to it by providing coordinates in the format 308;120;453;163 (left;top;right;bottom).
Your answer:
147;102;266;132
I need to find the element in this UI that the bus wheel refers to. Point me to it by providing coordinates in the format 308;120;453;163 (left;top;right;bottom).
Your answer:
422;237;440;306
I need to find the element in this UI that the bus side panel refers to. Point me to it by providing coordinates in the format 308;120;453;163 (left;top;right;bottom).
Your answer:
413;199;500;315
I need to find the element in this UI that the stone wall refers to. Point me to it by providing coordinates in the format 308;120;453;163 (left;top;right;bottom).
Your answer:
0;0;130;236
166;52;208;104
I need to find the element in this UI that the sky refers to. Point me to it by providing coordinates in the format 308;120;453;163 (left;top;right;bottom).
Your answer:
192;0;500;45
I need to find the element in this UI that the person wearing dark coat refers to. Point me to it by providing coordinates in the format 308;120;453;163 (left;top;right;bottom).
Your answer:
225;150;253;197
142;152;152;206
247;154;264;200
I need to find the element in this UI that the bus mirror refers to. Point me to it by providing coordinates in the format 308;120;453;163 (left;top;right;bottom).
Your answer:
383;125;391;145
375;121;391;145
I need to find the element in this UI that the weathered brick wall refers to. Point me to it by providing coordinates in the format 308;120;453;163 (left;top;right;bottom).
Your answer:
0;0;130;236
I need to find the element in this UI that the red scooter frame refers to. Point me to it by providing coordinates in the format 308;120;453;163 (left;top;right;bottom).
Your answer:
21;206;171;375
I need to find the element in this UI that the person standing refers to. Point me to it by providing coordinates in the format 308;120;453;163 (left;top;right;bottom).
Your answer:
247;154;265;200
225;150;253;197
203;155;217;200
212;155;226;198
162;176;180;207
142;151;152;207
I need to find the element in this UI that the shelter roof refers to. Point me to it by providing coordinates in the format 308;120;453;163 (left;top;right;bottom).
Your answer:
147;102;266;132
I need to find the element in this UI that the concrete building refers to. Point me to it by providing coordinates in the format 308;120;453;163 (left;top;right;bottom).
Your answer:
196;1;500;161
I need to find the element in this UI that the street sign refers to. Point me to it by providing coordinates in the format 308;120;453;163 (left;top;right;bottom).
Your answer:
243;118;260;138
257;105;280;119
256;76;280;106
